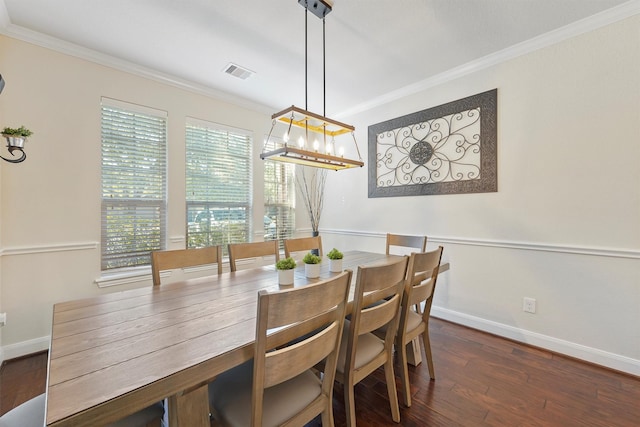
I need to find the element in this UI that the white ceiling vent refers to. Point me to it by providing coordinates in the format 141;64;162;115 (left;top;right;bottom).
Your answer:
223;63;255;80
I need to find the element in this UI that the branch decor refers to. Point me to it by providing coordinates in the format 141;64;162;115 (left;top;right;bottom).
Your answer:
296;168;327;234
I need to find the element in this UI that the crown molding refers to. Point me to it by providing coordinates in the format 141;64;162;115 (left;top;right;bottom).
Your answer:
0;20;273;115
337;0;640;118
0;1;637;120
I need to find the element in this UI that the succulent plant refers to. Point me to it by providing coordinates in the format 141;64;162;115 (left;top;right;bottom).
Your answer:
275;257;296;270
2;126;33;137
302;252;321;264
327;248;343;260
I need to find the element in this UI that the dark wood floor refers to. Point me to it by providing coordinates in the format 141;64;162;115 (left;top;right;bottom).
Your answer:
2;318;639;426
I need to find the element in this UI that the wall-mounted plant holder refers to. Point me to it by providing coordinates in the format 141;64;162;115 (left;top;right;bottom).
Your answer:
1;126;31;163
0;75;30;164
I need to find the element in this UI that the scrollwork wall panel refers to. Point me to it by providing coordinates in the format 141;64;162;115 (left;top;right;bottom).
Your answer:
368;89;497;197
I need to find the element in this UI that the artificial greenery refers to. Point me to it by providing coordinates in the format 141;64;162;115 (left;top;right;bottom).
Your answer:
2;126;33;137
275;257;296;270
302;252;321;264
327;248;343;260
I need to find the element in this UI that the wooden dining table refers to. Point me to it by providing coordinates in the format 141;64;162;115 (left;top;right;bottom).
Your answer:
45;250;449;426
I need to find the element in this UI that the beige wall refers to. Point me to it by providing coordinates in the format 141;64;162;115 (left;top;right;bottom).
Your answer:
0;34;280;359
1;15;639;374
320;15;640;374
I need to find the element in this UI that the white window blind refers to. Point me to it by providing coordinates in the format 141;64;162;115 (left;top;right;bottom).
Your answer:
263;138;295;243
186;119;252;254
101;99;167;271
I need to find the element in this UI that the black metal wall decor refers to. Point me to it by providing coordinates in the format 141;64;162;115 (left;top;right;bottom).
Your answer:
368;89;497;198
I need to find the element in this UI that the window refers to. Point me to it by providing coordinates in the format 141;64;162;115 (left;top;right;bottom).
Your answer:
263;139;295;242
186;119;252;254
101;99;167;271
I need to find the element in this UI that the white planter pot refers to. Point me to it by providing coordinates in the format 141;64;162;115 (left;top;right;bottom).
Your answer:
329;258;343;273
278;269;294;286
3;135;26;148
305;263;320;278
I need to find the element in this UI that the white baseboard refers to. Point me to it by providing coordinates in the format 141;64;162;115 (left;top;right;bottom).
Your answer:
2;312;638;377
0;336;49;364
431;306;640;377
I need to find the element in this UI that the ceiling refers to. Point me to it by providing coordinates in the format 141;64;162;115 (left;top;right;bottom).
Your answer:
0;0;634;116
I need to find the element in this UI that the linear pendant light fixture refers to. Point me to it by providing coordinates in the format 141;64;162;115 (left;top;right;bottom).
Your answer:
260;0;364;171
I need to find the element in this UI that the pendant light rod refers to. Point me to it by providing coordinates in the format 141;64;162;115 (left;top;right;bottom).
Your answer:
260;0;364;171
323;17;326;118
305;7;308;111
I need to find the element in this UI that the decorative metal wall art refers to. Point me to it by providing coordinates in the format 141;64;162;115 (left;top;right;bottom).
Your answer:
368;89;497;198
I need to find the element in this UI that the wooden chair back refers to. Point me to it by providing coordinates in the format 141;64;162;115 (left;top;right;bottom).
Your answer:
228;240;280;272
396;246;444;406
348;256;408;360
150;246;222;286
402;246;444;322
385;233;427;255
252;270;352;426
338;256;408;426
283;235;323;259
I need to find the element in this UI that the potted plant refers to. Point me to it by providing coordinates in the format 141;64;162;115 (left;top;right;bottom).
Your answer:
2;126;33;149
327;248;344;273
302;252;321;278
275;257;296;286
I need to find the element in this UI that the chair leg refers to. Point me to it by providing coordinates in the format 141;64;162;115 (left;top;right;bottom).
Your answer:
344;381;357;427
321;408;334;427
422;329;435;380
397;339;412;407
383;357;401;423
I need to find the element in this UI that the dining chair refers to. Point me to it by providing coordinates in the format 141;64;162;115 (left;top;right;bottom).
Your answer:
385;233;427;255
283;235;323;260
228;240;280;272
335;256;408;427
150;246;223;286
385;233;428;315
395;246;444;407
0;393;164;427
209;270;353;426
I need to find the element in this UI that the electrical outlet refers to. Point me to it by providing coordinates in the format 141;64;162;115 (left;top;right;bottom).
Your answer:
523;297;536;314
0;312;6;326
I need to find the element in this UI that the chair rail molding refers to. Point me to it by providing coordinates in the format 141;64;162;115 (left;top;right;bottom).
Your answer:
320;229;640;259
0;242;98;257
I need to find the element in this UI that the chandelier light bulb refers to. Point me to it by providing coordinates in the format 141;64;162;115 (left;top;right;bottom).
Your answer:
298;136;305;148
326;143;332;154
283;131;289;143
313;139;319;151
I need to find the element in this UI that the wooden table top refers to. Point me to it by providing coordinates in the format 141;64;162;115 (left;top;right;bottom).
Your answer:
46;250;422;426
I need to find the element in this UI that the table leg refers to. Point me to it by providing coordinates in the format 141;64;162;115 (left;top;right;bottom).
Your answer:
168;383;210;427
406;337;422;366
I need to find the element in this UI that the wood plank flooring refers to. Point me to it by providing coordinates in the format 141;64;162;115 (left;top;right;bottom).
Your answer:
2;318;638;426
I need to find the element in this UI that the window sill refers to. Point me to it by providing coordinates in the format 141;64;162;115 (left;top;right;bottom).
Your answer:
95;266;152;288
